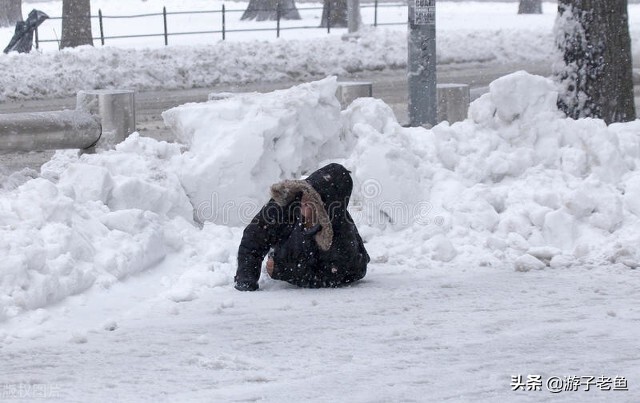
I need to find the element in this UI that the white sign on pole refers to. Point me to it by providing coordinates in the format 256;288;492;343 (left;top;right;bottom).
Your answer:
414;0;435;25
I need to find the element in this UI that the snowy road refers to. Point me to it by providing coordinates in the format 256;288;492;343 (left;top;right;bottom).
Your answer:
2;259;639;402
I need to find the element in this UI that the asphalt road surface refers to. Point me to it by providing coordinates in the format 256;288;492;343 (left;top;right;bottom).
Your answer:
0;61;562;174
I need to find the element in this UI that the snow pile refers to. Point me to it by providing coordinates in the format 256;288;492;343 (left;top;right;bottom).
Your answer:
165;71;640;272
0;135;195;321
3;72;640;321
0;32;408;102
341;99;433;231
345;71;640;270
0;167;39;192
163;77;347;225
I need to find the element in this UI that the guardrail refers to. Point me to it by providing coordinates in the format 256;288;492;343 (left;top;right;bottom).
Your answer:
0;110;100;152
34;2;406;48
0;90;135;153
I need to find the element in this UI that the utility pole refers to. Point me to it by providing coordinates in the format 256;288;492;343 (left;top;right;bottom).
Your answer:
347;0;360;33
408;0;436;127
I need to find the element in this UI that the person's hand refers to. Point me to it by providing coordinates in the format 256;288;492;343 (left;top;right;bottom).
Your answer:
304;224;321;237
266;256;275;277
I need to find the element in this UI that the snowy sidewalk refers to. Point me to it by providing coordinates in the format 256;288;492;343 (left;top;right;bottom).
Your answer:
1;260;639;402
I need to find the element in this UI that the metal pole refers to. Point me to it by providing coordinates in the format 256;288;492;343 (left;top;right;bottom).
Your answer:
0;111;101;152
336;82;373;109
374;0;378;27
163;6;168;46
327;0;331;34
77;90;136;151
408;0;436;127
222;4;226;40
99;9;105;46
276;2;281;38
347;0;360;33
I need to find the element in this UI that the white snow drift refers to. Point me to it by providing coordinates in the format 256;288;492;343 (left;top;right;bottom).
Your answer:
1;72;639;321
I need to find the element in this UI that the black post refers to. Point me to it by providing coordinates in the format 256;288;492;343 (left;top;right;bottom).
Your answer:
163;6;168;46
35;26;39;49
374;0;378;27
327;0;331;34
99;9;105;46
222;4;226;40
276;2;281;38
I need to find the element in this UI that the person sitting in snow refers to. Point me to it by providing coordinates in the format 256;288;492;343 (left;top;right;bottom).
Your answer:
235;163;369;291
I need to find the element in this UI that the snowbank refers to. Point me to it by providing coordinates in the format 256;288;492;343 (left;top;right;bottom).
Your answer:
163;77;346;225
0;136;195;321
0;31;407;102
354;71;640;269
164;71;640;272
2;72;640;321
0;5;556;102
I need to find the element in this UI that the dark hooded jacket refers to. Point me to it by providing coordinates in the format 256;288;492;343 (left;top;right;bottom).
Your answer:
235;163;369;291
3;10;49;54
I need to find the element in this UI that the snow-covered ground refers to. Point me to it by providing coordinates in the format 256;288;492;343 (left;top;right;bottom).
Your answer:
1;73;640;400
2;255;638;402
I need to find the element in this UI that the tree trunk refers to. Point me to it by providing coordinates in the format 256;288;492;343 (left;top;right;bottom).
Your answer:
518;0;542;14
0;0;22;28
241;0;301;21
555;0;635;124
60;0;93;49
321;0;347;28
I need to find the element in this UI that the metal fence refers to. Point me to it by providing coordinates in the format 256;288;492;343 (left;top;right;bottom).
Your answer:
35;2;406;49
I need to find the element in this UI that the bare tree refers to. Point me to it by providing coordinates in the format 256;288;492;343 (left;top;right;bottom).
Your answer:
518;0;542;14
241;0;300;21
555;0;635;124
0;0;22;28
60;0;93;49
321;0;347;28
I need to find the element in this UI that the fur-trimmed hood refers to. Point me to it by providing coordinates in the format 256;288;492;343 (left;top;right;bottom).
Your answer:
270;179;333;251
270;163;354;252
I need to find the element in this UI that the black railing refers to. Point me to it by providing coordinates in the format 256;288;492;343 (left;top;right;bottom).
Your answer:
35;2;406;48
